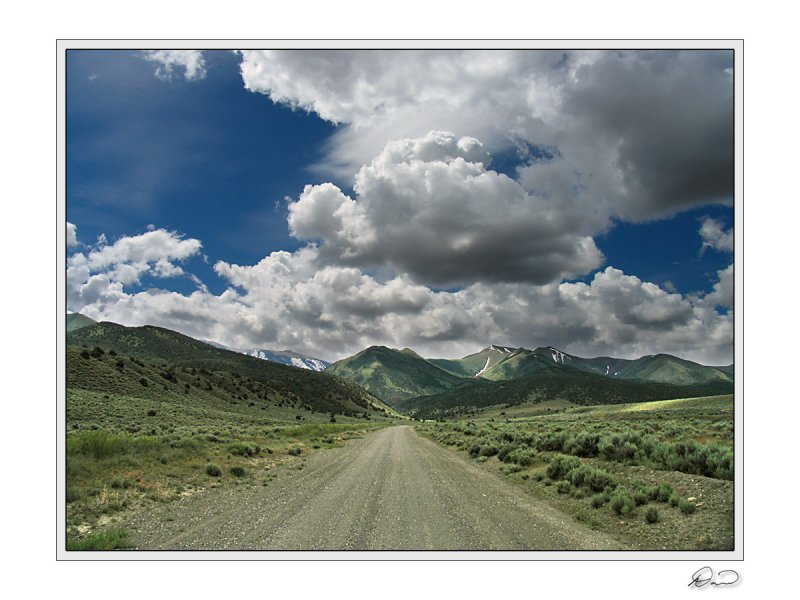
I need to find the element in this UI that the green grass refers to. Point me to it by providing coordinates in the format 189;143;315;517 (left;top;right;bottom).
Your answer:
66;529;130;551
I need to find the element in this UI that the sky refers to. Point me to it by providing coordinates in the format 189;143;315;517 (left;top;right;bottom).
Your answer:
66;49;734;365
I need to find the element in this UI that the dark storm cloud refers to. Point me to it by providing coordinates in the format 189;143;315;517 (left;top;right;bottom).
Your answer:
561;50;734;220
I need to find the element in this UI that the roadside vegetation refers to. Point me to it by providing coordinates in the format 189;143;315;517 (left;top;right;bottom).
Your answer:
66;342;397;550
416;395;734;550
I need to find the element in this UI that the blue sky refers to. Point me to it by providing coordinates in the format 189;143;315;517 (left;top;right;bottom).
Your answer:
66;49;734;363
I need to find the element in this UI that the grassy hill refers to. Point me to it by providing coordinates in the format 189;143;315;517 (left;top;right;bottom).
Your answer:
613;354;733;385
326;346;467;407
397;369;735;419
479;349;563;381
67;322;395;417
67;313;96;332
429;345;519;378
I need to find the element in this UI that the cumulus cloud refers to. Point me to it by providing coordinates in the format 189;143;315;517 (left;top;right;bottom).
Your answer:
67;232;733;365
240;49;732;222
67;228;203;311
142;50;207;81
66;222;78;247
287;131;603;286
700;264;734;309
699;217;734;253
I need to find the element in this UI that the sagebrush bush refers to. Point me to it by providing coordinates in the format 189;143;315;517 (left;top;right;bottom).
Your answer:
546;454;582;480
679;498;697;514
230;466;246;477
205;463;222;477
567;464;616;492
479;444;499;457
645;506;659;524
610;490;636;516
590;493;609;508
565;433;600;457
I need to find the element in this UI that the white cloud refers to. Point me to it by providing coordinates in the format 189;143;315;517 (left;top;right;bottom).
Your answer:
68;232;733;365
700;217;734;253
67;228;203;310
66;222;78;247
142;50;207;81
700;264;734;309
240;50;733;222
288;131;603;286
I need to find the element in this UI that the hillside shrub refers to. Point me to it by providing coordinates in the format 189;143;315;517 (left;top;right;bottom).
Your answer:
546;454;582;480
479;444;499;457
565;433;600;457
598;434;638;463
567;464;616;492
230;466;246;477
645;506;660;524
610;490;636;516
205;463;222;477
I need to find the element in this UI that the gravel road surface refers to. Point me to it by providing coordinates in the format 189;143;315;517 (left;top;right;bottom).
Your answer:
126;425;624;550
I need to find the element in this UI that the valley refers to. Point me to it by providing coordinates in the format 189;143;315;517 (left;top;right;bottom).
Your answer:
65;315;735;552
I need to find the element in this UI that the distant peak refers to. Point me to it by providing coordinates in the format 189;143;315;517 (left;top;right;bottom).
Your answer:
488;344;517;354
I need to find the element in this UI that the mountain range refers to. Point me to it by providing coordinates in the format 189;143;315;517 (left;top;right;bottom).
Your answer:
66;313;733;419
327;344;734;414
201;339;331;372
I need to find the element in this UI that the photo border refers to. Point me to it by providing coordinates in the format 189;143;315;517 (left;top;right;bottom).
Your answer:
57;38;743;561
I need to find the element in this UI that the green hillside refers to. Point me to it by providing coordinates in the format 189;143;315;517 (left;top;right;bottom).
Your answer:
398;369;735;419
479;349;562;380
327;346;467;407
716;365;735;377
67;322;395;417
614;354;733;385
475;346;734;386
67;313;96;332
429;345;519;378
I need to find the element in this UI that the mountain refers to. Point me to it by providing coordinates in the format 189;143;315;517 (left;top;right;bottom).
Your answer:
609;354;733;385
477;348;566;381
66;313;96;332
67;321;395;417
432;344;734;386
326;346;467;407
242;349;330;372
429;345;520;378
200;340;331;372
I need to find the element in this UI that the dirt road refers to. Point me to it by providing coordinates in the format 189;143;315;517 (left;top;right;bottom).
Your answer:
126;425;624;550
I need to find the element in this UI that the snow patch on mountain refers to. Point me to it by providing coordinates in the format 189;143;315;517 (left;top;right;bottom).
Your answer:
476;356;492;377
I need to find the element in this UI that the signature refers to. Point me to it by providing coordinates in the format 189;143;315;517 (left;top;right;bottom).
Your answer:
689;567;740;588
